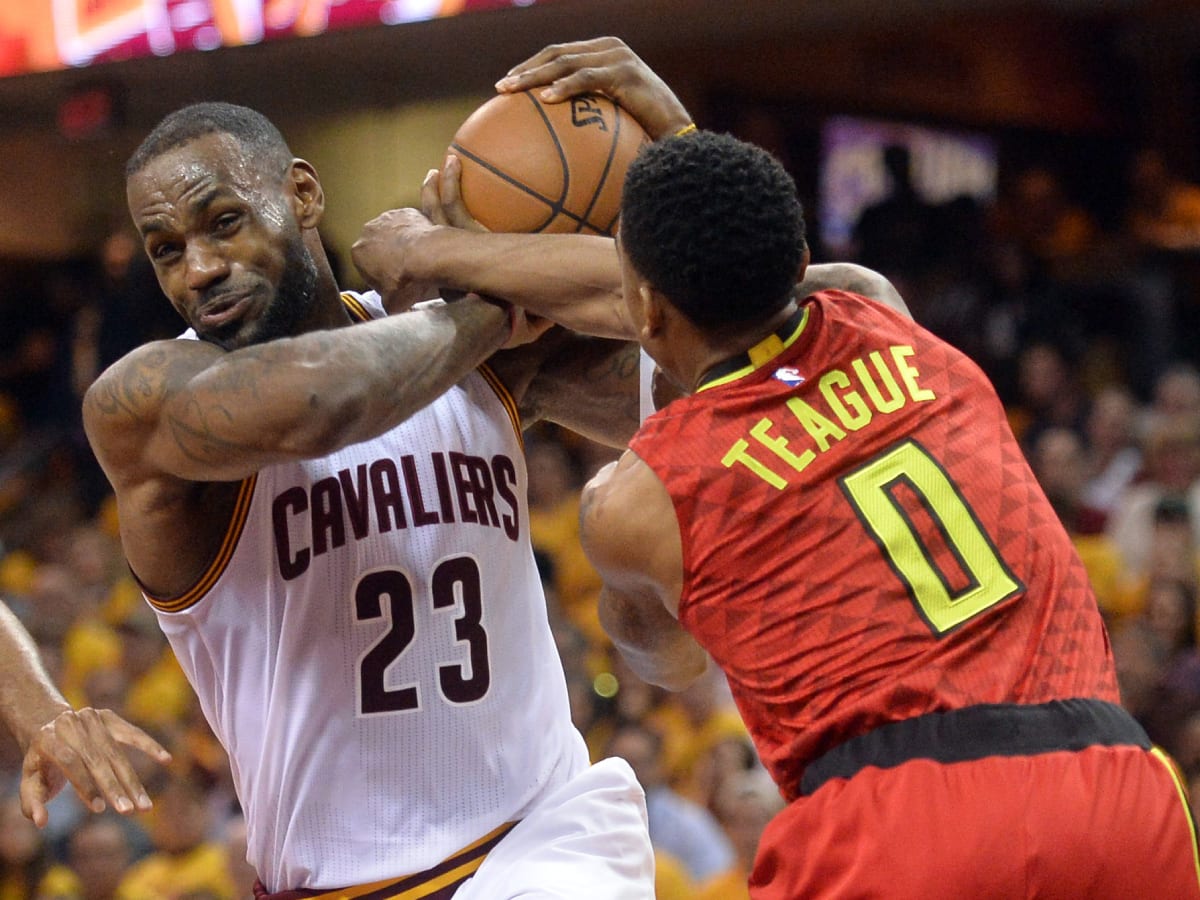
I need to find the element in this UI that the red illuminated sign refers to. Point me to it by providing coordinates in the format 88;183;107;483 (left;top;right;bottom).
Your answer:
0;0;543;76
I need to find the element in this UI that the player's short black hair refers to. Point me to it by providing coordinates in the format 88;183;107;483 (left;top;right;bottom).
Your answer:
619;130;806;331
126;102;293;179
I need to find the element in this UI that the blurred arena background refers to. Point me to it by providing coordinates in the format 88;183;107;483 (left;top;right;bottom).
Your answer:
2;1;1200;897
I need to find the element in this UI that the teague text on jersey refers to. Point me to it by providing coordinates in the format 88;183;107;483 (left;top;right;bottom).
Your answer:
272;451;520;580
722;344;937;489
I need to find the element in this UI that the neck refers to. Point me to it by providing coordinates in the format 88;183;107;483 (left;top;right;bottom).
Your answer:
689;301;800;392
313;281;354;330
307;239;355;331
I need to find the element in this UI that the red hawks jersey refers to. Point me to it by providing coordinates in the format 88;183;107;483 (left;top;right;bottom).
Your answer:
629;290;1118;801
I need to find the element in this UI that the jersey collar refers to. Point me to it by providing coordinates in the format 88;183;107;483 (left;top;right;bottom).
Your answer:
341;292;371;322
696;306;810;392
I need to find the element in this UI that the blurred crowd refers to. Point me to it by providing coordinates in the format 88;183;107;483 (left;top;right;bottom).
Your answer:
0;140;1199;899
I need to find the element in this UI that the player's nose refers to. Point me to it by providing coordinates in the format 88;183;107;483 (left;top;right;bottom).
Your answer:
184;242;230;291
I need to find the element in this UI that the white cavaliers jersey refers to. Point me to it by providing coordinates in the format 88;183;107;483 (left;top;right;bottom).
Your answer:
147;292;588;890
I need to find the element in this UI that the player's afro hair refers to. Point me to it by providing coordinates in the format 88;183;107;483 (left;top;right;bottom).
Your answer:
619;130;806;331
126;102;293;180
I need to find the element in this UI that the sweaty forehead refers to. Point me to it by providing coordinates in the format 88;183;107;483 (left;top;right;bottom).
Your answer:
127;132;271;214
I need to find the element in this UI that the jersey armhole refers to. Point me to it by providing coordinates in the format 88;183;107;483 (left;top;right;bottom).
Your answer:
141;475;258;613
476;364;524;449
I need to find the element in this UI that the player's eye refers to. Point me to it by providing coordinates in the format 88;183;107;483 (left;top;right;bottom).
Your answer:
149;241;180;262
213;212;241;233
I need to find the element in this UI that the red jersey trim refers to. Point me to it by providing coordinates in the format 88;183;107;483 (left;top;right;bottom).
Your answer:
476;364;523;449
143;475;258;613
341;291;371;322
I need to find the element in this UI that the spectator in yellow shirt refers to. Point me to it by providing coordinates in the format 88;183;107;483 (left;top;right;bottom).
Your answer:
35;814;135;900
117;772;234;900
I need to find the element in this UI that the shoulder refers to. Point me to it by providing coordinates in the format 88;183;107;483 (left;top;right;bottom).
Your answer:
85;340;220;424
800;263;910;318
806;289;918;339
580;450;677;583
581;450;666;523
82;339;221;472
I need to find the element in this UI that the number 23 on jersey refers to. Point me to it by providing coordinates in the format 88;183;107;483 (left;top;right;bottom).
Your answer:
353;555;492;715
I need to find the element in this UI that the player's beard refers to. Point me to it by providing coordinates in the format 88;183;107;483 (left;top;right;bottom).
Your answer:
253;234;319;344
206;233;319;351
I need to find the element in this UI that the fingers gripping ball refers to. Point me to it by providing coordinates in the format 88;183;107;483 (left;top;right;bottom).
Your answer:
450;91;650;235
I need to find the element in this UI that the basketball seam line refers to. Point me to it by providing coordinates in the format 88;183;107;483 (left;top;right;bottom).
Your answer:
574;100;622;234
526;91;574;231
450;141;602;229
450;92;618;233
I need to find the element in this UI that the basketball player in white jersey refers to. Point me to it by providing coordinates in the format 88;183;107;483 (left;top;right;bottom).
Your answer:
84;102;653;898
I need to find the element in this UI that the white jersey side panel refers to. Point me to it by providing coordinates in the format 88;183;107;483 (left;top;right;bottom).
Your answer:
639;349;656;423
151;292;587;890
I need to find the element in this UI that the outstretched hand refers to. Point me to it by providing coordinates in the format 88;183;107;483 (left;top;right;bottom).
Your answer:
495;36;693;141
20;706;171;828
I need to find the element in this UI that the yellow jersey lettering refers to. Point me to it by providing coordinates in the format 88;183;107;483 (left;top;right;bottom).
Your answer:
892;345;937;402
852;352;906;413
750;417;816;475
818;369;873;431
785;397;846;451
722;436;789;490
718;344;938;490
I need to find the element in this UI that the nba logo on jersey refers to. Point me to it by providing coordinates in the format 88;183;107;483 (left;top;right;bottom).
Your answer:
773;366;805;386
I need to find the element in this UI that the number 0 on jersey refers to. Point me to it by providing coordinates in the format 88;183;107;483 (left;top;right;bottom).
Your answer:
840;440;1024;635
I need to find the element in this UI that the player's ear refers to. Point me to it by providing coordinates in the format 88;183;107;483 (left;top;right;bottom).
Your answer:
640;282;667;340
288;159;325;228
796;241;811;285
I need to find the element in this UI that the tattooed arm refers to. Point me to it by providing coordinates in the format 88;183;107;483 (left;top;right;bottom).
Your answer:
83;297;514;598
84;297;510;486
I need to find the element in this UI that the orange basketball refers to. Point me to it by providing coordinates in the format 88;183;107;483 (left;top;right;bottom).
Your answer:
449;91;650;236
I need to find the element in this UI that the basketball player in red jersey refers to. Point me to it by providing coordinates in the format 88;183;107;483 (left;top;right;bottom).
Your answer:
352;37;1200;900
583;128;1200;898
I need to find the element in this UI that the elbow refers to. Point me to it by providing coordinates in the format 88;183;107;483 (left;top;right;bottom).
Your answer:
654;645;708;692
605;625;709;693
651;665;705;693
625;649;706;693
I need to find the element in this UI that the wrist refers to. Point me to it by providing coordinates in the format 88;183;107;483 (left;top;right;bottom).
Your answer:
457;293;515;344
423;226;491;301
480;297;517;344
8;700;70;752
651;103;695;140
406;225;452;285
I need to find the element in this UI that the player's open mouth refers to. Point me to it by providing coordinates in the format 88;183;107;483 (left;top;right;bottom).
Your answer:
198;293;253;327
